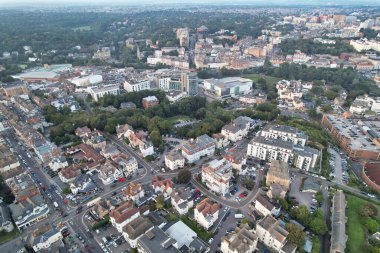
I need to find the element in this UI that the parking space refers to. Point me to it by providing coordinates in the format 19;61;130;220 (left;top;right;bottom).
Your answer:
289;176;320;212
92;223;129;253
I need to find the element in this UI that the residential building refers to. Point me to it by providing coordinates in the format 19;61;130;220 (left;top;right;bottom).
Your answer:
32;227;62;252
152;176;173;197
0;205;14;232
120;102;137;110
181;134;215;163
221;224;258;253
70;173;97;195
116;123;134;139
1;83;28;97
224;148;246;172
201;158;233;196
97;160;123;185
194;198;220;230
256;215;296;253
111;153;138;176
58;164;81;183
170;189;194;215
221;119;249;142
266;160;290;199
203;77;252;98
176;28;190;48
247;136;319;171
100;144;120;159
212;133;230;149
254;195;281;217
123;216;154;248
48;157;68;171
165;151;185;170
330;190;347;253
137;226;179;253
88;84;120;101
165;221;209;252
90;198;113;220
261;125;307;146
122;182;145;202
0;144;20;173
142;96;159;108
109;201;140;233
124;77;151;92
9;194;50;230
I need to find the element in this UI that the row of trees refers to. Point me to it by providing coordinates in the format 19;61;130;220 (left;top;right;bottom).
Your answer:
279;39;355;56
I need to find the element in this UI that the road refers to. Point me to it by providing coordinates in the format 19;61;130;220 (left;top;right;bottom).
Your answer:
291;169;379;204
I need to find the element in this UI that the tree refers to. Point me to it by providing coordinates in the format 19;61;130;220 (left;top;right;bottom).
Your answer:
315;191;324;204
309;217;327;235
285;223;305;247
291;205;312;226
364;218;379;234
155;194;165;209
177;169;191;184
360;203;378;217
242;177;255;190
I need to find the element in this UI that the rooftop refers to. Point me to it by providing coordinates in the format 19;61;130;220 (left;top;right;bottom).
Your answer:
330;190;347;253
257;215;288;243
324;115;380;152
222;224;257;252
138;226;179;253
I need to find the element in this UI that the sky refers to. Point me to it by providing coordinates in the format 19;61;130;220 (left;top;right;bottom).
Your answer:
0;0;379;6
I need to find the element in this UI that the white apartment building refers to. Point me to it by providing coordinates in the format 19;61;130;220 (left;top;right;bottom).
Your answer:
247;136;319;171
124;79;151;92
194;198;220;230
112;153;138;176
88;84;120;101
261;125;307;146
70;74;103;87
256;215;293;253
181;134;215;163
201;158;232;196
140;141;154;157
254;195;281;217
165;152;185;170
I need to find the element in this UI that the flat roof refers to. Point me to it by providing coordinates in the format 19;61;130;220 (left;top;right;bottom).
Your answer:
325;115;380;152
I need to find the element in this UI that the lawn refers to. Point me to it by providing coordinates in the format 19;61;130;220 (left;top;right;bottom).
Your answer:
0;229;19;245
346;194;380;253
180;216;213;242
242;73;282;84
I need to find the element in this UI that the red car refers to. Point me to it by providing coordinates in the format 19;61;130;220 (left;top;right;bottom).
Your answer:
239;193;248;198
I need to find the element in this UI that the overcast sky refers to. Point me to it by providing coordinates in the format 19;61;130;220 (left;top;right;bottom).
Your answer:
0;0;379;5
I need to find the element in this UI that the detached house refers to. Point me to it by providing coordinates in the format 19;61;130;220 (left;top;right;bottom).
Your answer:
194;198;220;230
170;189;194;215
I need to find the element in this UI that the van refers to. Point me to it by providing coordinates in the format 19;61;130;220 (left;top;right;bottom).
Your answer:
102;237;108;244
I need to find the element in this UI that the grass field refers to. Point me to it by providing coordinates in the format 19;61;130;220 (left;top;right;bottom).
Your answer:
0;229;19;245
242;73;282;84
346;194;380;253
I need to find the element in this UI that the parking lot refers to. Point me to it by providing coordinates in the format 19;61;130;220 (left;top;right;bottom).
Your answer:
328;147;349;184
289;176;320;212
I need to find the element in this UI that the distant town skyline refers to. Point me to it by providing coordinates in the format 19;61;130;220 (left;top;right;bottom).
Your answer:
0;0;380;6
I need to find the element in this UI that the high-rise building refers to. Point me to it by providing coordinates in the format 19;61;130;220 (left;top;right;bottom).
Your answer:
176;28;190;48
181;72;198;96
